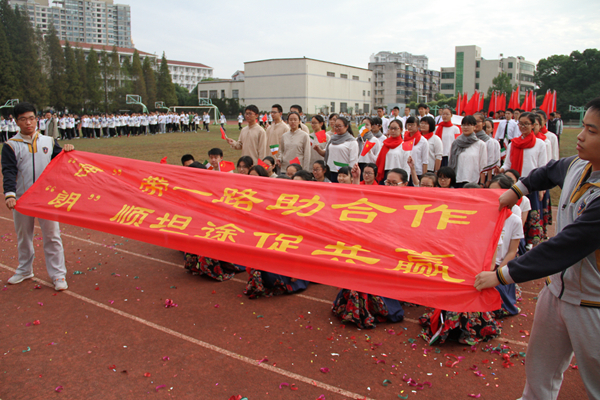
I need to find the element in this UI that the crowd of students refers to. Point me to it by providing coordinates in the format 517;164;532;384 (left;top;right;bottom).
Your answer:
174;101;568;345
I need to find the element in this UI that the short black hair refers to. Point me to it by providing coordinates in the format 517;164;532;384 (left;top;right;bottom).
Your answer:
405;116;418;125
249;165;269;177
463;182;481;189
263;156;275;165
14;102;36;118
287;163;302;173
293;170;314;181
363;162;378;177
237;156;254;168
437;167;456;187
491;174;513;189
420;116;435;133
181;154;195;165
244;105;259;115
417;103;427;110
337;166;351;176
461;115;477;126
312;159;330;174
388;168;408;183
272;104;283;113
505;169;521;181
371;116;382;126
392;106;400;111
388;119;403;131
506;108;514;113
208;148;223;157
187;161;207;169
290;104;303;114
376;107;385;111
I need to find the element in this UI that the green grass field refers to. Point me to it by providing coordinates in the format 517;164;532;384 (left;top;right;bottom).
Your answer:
67;124;581;203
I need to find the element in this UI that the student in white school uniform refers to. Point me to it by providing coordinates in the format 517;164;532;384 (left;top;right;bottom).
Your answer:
370;116;386;145
474;113;501;184
420;116;443;173
203;112;210;132
498;112;548;246
535;111;559;161
356;117;382;176
533;114;553;163
0;117;8;142
434;106;460;167
323;116;358;183
495;108;520;142
376;107;389;135
237;113;244;130
219;113;227;131
403;116;428;183
309;114;330;165
375;119;411;184
448;115;487;188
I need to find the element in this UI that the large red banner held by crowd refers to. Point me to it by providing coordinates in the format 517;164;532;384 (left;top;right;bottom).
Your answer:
16;151;508;311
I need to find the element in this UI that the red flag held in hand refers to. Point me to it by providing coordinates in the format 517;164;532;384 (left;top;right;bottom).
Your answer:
219;161;235;172
315;130;327;143
402;140;414;151
289;157;300;165
220;126;227;140
257;158;269;169
361;141;375;156
160;157;167;164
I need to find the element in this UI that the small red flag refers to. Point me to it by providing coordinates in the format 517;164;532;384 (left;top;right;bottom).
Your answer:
315;130;327;143
160;157;167;164
401;140;414;151
262;114;268;122
219;161;235;172
454;132;461;139
220;126;227;140
361;140;375;156
289;157;300;165
257;158;269;169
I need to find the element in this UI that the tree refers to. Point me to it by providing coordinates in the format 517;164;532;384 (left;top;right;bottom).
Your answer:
86;48;102;112
174;83;196;106
0;22;20;102
487;72;515;97
74;47;87;110
45;23;67;111
64;41;82;113
142;56;157;111
130;50;147;102
99;47;110;112
156;52;177;106
535;49;600;118
107;46;121;112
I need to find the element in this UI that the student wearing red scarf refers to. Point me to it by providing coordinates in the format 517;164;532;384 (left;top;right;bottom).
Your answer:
420;116;443;173
404;116;428;185
499;113;548;246
434;107;460;166
535;111;559;161
375;119;409;183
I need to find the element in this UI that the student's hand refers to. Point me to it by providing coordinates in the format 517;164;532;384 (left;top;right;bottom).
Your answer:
498;188;518;211
493;166;501;174
407;156;415;171
275;159;281;167
474;271;500;291
63;144;74;152
539;190;545;202
5;198;16;210
226;138;234;145
351;163;361;184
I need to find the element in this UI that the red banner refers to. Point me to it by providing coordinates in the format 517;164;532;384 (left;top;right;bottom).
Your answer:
16;151;508;311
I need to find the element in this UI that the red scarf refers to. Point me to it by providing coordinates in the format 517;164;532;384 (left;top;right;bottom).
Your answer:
435;121;453;139
422;131;434;141
510;132;537;175
404;131;422;146
360;180;379;185
376;135;403;182
536;126;548;141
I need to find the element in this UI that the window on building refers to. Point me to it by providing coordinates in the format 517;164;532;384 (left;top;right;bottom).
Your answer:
340;74;348;79
508;73;513;79
340;102;347;113
330;102;335;113
209;90;217;98
363;104;369;114
476;60;480;68
476;71;480;78
508;62;513;69
200;90;208;98
352;75;359;80
232;90;239;98
441;83;454;90
367;91;370;96
475;83;479;90
221;90;225;99
441;72;454;79
363;90;365;96
327;71;335;77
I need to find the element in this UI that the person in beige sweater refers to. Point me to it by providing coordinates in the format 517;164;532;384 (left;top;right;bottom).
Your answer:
226;105;267;164
277;112;312;171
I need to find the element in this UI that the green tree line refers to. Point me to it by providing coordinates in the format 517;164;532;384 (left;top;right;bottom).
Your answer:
0;0;177;114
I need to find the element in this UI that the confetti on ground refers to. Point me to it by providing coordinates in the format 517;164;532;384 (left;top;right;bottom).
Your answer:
165;299;178;308
55;386;64;393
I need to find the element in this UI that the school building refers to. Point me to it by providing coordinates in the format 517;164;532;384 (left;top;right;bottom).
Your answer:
197;58;373;115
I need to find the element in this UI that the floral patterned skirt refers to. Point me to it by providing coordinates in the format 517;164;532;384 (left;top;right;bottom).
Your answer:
332;289;404;329
184;253;245;282
244;268;309;299
541;190;553;236
419;310;501;345
524;191;545;246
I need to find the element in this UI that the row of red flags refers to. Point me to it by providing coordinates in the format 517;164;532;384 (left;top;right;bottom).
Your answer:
456;88;557;116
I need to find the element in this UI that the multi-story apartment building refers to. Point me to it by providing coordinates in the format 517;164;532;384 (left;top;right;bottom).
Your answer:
440;45;536;97
8;0;133;48
369;51;440;112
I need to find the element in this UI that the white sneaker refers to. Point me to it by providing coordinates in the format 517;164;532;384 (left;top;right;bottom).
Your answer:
8;272;34;284
54;277;68;291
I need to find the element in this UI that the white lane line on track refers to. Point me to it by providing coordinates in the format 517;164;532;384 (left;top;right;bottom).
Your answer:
0;216;528;347
0;262;374;400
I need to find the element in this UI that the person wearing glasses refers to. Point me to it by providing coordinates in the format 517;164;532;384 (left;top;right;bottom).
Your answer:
311;160;331;183
375;119;410;184
497;112;548;247
323;117;358;183
360;163;378;185
2;102;75;291
266;104;289;167
448;115;488;188
434;107;460;167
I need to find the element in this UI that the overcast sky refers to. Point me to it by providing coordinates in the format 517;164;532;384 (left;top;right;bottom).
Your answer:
123;0;599;78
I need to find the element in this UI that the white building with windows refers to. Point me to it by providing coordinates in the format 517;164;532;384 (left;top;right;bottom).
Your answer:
9;0;133;48
198;57;372;115
440;45;536;97
168;60;213;92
